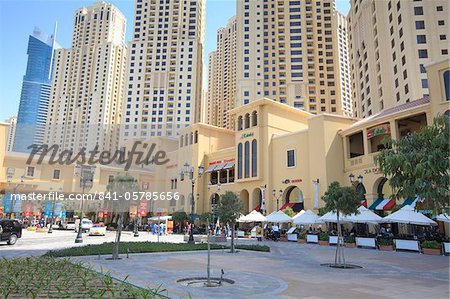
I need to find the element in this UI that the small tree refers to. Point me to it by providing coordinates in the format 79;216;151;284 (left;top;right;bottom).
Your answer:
215;191;243;253
106;174;141;260
199;212;213;224
172;211;189;233
322;181;359;267
375;115;450;214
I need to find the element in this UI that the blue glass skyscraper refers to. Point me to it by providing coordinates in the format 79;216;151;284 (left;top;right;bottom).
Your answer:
13;26;58;152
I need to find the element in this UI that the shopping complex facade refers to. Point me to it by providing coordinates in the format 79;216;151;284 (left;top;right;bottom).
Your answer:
1;59;449;219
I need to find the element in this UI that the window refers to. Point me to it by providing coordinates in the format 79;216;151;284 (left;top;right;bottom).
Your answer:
421;79;428;88
53;169;61;180
418;49;428;58
251;139;257;177
244;141;250;178
26;166;35;177
252;111;258;126
444;71;450;101
415;21;425;29
416;35;426;44
414;7;423;15
244;113;250;129
237;143;243;179
237;116;243;131
287;150;295;167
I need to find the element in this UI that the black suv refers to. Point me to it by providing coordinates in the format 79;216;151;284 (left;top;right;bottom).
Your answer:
0;220;22;245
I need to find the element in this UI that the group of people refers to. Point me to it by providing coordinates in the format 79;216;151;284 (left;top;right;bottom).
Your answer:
147;222;166;236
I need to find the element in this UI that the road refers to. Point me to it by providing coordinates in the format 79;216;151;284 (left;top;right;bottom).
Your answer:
0;229;184;258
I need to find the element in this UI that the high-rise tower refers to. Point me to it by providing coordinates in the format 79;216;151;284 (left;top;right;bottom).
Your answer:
121;0;206;141
45;2;127;153
348;0;449;118
13;27;58;152
207;17;237;129
236;0;344;115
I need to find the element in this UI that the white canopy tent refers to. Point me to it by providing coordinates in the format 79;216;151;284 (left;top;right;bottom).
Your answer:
238;210;267;222
292;210;305;219
293;209;322;225
266;210;292;223
436;213;450;223
148;215;172;221
318;211;350;223
346;206;382;224
381;205;437;226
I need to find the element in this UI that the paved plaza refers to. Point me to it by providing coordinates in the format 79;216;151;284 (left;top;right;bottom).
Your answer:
1;231;449;299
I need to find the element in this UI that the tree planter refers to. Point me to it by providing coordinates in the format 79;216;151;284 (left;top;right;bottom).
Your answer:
280;237;288;242
345;243;356;248
422;248;441;256
318;240;329;246
379;245;394;251
298;238;306;244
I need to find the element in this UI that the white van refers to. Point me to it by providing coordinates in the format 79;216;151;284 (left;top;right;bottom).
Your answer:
74;218;93;233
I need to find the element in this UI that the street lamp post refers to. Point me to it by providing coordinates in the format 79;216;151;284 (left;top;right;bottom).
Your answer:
182;163;204;244
75;165;95;244
272;189;283;210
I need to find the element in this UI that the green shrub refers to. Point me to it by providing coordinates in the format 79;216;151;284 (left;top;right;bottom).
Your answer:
45;242;270;257
421;240;441;249
319;232;329;241
298;232;306;239
345;236;355;243
377;238;393;246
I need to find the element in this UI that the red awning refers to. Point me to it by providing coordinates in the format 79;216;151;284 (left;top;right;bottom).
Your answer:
358;200;368;208
254;205;261;212
279;202;295;210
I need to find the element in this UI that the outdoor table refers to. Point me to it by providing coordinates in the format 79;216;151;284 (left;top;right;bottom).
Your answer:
306;234;318;243
328;236;338;245
394;239;421;252
356;237;376;249
443;242;450;255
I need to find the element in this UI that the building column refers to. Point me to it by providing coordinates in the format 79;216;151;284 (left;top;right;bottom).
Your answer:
389;120;398;141
362;128;369;155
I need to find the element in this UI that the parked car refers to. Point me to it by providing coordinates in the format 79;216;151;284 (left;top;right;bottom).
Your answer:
74;219;93;233
0;220;22;245
89;224;106;236
65;221;76;230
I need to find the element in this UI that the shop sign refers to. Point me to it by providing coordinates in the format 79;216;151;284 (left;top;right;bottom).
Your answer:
241;132;254;139
282;178;302;184
363;167;381;175
367;124;390;139
208;158;235;166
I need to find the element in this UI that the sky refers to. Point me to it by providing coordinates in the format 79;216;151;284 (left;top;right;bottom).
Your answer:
0;0;350;120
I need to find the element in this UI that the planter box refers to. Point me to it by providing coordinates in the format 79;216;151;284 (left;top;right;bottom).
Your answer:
318;240;329;246
298;238;306;244
27;227;37;231
422;248;441;256
379;245;394;251
345;243;356;248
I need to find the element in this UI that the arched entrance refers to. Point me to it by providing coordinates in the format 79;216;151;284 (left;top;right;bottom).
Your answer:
240;189;250;213
282;186;304;212
370;177;395;212
252;188;263;213
210;193;220;223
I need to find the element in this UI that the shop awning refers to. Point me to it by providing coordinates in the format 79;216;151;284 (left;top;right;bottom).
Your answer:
402;197;419;207
358;200;368;208
280;202;295;211
206;163;226;172
254;205;261;212
222;162;235;170
369;198;396;210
